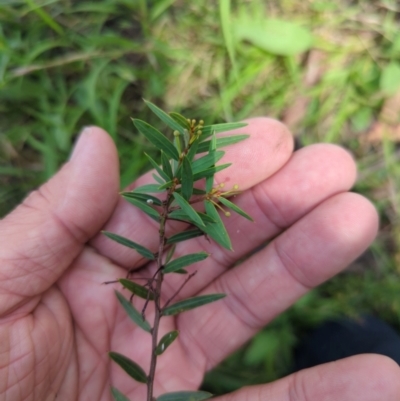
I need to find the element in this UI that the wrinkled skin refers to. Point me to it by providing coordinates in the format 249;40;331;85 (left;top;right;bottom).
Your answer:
1;120;399;401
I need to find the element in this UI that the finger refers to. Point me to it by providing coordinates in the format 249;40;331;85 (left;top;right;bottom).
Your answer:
152;143;357;300
0;127;119;316
177;192;378;368
90;118;294;268
216;354;400;401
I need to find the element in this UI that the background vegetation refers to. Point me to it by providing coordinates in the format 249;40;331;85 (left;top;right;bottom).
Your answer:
1;0;400;395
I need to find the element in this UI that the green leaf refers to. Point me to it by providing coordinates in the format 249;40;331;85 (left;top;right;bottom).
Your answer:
165;244;176;264
192;163;232;181
164;252;209;273
132;119;179;161
118;279;154;300
144;99;185;135
210;131;217;152
163;294;226;316
153;173;164;184
172;192;205;227
114;291;152;332
156;391;213;401
181;156;193;201
380;62;400;95
155;330;179;355
169;112;191;130
158;180;174;190
220;0;237;76
168;210;215;227
121;192;162;206
203;202;232;250
197;135;249;153
199;122;247;141
103;231;155;260
111;387;131;401
192;151;225;174
205;176;214;193
161;151;173;179
234;17;313;56
166;228;204;244
186;139;199;162
192;188;207;195
120;197;160;222
109;351;148;383
145;152;170;182
218;197;253;221
131;184;165;193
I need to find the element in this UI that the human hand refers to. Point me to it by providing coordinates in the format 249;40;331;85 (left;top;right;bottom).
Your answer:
1;121;399;401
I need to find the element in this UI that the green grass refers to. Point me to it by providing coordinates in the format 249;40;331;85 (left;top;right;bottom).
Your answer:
2;0;400;395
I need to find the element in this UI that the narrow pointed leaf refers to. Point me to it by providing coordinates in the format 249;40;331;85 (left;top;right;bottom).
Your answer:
210;131;217;152
205;175;214;193
163;294;226;316
218;197;253;221
192;163;232;181
144;99;185;135
203;202;232;250
121;192;162;206
165;244;176;264
166;228;204;244
121;197;160;222
109;351;148;383
192;188;207;195
168;210;215;227
197;135;250;153
132;184;165;193
155;330;179;355
199;122;247;140
103;232;155;260
152;173;164;184
169;112;191;130
174;269;188;274
172;192;205;227
161;151;173;179
191;151;225;174
186;138;199;162
158;180;174;190
111;387;131;401
145;152;170;182
114;291;152;332
156;391;213;401
133;119;179;161
119;279;154;300
164;252;209;273
181;156;193;201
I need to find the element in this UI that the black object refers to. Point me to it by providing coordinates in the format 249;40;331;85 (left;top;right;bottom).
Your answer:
293;315;400;371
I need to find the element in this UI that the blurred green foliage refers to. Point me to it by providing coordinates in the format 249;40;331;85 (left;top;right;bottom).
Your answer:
2;0;400;395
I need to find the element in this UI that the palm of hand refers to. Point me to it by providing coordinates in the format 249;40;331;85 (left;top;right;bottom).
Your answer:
1;122;398;401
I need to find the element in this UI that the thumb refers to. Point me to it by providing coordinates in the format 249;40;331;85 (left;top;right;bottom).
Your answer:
0;127;119;316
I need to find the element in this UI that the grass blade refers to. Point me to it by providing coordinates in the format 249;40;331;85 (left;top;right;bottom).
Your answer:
109;351;148;383
164;252;209;273
155;330;179;355
133;119;179;161
103;231;155;260
162;294;226;316
114;291;152;333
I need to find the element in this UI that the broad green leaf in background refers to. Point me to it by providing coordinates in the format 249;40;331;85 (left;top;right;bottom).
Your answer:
111;387;131;401
156;391;213;401
155;330;179;355
162;294;226;316
166;228;204;244
172;192;205;227
133;119;179;160
234;17;313;56
218;196;253;221
114;291;152;333
109;352;148;383
144;99;185;135
181;156;193;201
196;135;249;153
119;278;154;300
380;62;400;95
203;201;232;250
103;231;155;260
164;251;209;273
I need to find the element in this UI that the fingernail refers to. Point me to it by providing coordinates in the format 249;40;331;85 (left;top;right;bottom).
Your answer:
69;127;92;161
